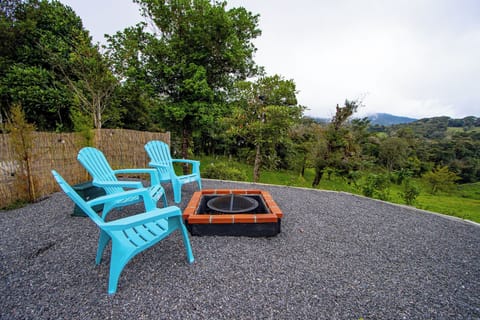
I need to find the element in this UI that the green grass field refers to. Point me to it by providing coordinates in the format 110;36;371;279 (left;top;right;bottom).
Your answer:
199;156;480;224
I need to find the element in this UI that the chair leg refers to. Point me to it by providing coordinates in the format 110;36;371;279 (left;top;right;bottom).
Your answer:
108;243;134;295
178;217;194;264
197;178;202;190
162;192;168;208
173;180;182;203
96;230;111;265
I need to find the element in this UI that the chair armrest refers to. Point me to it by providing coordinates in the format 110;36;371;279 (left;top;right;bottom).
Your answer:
93;180;143;189
149;162;176;178
103;206;182;231
87;188;156;211
113;168;160;185
172;159;200;165
172;159;200;174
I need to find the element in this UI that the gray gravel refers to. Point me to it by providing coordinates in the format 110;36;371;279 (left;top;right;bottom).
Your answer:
1;179;479;319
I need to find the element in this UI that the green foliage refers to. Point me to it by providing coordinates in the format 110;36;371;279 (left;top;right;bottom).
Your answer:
202;162;247;181
361;173;391;201
378;136;409;171
55;38;118;129
107;0;262;157
312;99;367;187
457;182;480;199
399;178;420;205
423;166;460;194
70;107;94;146
225;75;303;181
0;64;71;130
0;0;104;131
391;116;450;139
289;117;319;176
5;104;37;202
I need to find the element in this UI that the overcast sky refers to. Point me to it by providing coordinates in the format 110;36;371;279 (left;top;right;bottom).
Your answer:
61;0;480;119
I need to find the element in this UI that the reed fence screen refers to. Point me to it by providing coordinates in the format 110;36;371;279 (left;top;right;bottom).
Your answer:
0;129;170;208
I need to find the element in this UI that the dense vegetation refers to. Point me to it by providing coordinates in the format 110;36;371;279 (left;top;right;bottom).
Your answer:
1;0;479;221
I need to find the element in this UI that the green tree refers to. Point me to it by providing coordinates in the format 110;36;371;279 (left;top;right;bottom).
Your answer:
289;117;319;177
312;100;364;187
0;0;100;131
0;65;71;130
361;173;391;201
107;0;261;158
105;24;158;131
5;104;37;202
52;38;119;129
226;75;303;182
378;136;409;171
399;178;420;205
423;165;460;194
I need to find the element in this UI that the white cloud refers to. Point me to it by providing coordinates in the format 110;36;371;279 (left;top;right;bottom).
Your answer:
62;0;480;119
233;0;480;119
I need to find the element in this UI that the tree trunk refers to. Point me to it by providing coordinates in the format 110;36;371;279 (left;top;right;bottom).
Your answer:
300;154;306;177
253;143;261;182
312;166;324;187
182;125;190;175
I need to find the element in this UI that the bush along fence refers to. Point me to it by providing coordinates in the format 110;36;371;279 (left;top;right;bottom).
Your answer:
0;129;170;209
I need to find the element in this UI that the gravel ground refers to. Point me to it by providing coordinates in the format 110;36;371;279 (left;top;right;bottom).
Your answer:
1;179;479;320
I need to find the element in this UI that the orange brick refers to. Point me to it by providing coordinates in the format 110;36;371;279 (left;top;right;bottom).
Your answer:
190;192;201;202
200;189;216;195
183;207;195;219
261;192;272;200
255;214;279;223
270;207;283;218
232;189;248;194
188;215;211;224
214;189;232;194
234;214;256;223
211;215;234;224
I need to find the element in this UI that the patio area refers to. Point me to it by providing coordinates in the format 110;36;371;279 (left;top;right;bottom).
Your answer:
1;179;479;319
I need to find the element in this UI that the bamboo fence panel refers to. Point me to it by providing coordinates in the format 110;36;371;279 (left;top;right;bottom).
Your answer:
0;129;170;208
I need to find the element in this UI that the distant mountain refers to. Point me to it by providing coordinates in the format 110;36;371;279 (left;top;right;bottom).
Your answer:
367;113;417;126
307;113;417;126
308;116;329;124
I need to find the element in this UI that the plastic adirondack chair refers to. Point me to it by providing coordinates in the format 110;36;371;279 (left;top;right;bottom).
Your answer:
144;140;202;203
78;147;167;219
51;170;194;294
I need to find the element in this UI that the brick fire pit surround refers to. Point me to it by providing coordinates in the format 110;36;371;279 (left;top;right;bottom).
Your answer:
183;189;283;237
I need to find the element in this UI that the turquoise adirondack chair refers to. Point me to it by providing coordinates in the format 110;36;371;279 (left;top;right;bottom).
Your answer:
144;140;202;203
52;170;194;294
78;147;167;219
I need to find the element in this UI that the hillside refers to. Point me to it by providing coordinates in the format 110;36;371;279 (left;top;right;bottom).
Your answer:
390;116;480;139
367;113;417;126
309;113;417;125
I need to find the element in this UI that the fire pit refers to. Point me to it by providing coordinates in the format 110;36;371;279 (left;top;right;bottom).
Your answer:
183;189;282;237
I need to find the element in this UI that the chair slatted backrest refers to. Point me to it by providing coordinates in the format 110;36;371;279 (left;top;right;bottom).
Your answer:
51;170;105;227
78;147;125;195
144;141;173;181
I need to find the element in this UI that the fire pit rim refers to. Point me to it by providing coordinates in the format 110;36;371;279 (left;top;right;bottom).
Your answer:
183;189;283;224
206;194;259;214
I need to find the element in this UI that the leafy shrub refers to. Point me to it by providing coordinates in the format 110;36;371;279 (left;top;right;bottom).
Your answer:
202;162;247;181
399;178;420;205
423;166;460;194
391;168;412;185
361;173;390;200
